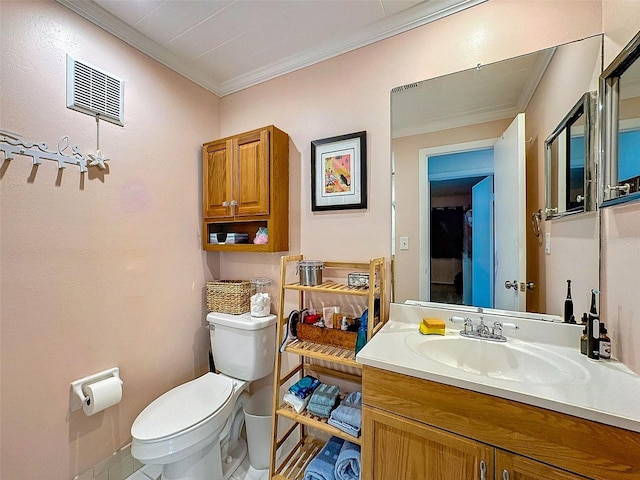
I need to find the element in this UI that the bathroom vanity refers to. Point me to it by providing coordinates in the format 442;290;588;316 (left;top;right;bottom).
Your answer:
357;303;640;480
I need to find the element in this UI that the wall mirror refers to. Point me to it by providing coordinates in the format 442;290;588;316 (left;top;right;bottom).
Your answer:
391;34;602;316
602;30;640;205
545;91;597;219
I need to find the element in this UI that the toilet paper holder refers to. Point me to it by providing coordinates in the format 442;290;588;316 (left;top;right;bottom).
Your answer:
70;367;122;412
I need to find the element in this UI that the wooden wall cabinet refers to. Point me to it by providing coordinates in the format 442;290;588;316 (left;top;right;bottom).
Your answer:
363;366;640;480
202;125;289;252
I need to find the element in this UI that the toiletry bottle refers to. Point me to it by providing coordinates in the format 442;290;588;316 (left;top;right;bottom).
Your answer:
355;310;368;355
564;280;573;323
580;326;588;355
581;312;588;325
599;323;611;360
587;289;600;360
332;307;342;330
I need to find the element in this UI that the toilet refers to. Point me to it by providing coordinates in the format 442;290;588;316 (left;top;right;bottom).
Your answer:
131;312;277;480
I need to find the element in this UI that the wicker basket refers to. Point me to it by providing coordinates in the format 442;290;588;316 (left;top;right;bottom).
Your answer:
206;280;251;314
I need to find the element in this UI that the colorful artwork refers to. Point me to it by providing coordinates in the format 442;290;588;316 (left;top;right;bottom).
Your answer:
324;153;352;195
311;131;367;211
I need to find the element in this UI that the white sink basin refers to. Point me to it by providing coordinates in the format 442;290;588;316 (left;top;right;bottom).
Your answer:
405;334;589;385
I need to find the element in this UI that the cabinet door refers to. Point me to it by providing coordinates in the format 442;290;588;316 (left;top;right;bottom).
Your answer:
363;406;493;480
234;129;270;217
496;450;590;480
203;139;233;218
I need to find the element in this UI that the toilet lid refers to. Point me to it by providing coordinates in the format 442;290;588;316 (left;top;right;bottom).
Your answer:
131;373;234;442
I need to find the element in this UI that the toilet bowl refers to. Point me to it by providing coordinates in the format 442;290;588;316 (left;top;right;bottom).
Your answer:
131;312;277;480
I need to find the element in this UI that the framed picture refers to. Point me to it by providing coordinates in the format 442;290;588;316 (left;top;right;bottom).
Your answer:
311;131;367;211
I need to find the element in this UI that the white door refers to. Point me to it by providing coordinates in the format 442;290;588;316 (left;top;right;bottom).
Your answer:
493;113;526;311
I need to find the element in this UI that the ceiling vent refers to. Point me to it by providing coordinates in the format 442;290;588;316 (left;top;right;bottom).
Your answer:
66;55;124;126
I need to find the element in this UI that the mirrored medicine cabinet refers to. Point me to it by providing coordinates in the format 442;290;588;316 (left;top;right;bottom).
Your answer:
601;30;640;205
544;91;597;219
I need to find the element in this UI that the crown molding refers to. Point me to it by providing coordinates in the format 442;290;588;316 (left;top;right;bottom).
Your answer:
57;0;487;97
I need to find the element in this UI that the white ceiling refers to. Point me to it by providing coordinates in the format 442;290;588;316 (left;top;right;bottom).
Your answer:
56;0;486;96
391;48;556;138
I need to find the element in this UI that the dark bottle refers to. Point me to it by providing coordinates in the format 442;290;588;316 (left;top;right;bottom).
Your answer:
580;326;588;355
587;289;600;360
563;280;573;323
599;323;611;360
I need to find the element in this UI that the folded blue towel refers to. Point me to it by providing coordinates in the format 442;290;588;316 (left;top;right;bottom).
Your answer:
304;436;344;480
307;402;335;418
309;384;341;407
341;391;362;407
289;375;321;399
329;405;362;429
334;440;361;480
328;417;360;438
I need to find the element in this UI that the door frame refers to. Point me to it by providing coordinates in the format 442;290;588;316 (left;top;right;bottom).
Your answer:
419;139;497;301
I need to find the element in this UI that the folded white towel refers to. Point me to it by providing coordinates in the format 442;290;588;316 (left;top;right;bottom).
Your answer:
284;392;310;413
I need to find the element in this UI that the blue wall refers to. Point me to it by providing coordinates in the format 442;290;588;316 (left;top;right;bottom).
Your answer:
428;148;494;181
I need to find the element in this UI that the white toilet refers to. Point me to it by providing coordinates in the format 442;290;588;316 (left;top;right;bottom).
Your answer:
131;312;277;480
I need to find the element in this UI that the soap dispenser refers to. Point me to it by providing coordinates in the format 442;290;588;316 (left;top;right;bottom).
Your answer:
587;289;600;360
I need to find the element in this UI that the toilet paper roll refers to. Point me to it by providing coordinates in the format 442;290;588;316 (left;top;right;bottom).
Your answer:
82;377;123;416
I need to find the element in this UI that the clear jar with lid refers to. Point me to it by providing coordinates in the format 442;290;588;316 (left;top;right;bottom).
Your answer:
250;277;272;317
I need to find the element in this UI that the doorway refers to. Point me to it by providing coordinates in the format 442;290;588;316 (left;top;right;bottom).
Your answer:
427;149;494;306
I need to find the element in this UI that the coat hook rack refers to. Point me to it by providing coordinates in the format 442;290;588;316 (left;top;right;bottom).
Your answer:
0;127;111;173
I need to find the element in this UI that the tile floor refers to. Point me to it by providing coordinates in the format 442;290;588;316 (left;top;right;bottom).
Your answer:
124;457;268;480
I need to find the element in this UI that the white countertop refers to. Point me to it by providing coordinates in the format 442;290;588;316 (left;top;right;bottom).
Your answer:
357;303;640;433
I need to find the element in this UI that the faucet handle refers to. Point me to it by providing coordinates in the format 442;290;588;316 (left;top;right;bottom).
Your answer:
492;321;503;337
497;322;519;336
501;322;519;332
463;318;475;333
449;316;474;333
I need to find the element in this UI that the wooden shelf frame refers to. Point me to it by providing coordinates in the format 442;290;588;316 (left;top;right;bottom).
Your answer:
273;437;324;480
269;254;386;479
276;402;362;445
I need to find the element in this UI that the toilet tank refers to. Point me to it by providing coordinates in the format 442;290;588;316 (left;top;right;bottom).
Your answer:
206;312;277;381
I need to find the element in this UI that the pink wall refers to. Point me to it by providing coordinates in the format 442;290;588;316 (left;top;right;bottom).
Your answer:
1;1;219;478
3;0;637;479
218;0;602;287
392;120;510;302
524;35;602;317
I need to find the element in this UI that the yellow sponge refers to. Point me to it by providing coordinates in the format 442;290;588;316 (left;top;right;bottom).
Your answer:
419;318;446;335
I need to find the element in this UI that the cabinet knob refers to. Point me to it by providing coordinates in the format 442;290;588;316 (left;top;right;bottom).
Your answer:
222;201;230;207
502;469;510;480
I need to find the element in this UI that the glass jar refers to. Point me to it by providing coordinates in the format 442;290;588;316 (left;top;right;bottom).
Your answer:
250;277;272;317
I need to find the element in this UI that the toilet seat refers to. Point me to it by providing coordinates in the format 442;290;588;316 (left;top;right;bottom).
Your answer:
132;373;234;442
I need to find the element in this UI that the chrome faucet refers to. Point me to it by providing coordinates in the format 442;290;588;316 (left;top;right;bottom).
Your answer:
450;315;519;342
475;318;490;336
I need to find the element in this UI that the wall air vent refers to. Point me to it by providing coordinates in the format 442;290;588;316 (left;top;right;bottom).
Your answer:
391;82;419;94
66;55;124;126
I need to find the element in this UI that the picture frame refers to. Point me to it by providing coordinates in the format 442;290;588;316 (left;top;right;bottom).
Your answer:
311;131;367;211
